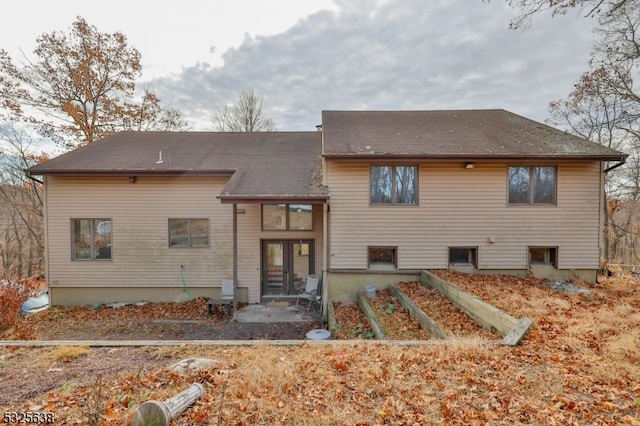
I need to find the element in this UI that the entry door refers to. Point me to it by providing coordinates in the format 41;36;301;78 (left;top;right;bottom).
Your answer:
262;240;314;296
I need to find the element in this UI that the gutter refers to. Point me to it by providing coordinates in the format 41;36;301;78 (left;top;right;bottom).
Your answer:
604;158;627;173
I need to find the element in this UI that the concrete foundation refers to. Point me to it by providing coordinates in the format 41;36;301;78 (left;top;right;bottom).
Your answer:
49;286;249;306
326;271;420;303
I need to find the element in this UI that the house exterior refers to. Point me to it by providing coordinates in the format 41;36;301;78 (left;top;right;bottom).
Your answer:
27;109;627;307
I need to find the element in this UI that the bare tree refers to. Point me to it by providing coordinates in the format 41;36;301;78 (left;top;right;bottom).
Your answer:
0;17;187;149
213;89;276;132
543;0;640;265
503;0;632;29
0;124;46;276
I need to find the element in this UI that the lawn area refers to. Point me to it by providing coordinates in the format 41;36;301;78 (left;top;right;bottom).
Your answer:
1;273;639;425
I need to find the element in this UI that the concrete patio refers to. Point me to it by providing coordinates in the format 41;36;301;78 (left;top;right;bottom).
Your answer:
236;303;322;323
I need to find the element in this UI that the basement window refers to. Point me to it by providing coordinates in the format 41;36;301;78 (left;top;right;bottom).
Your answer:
368;246;397;268
529;247;558;268
449;247;478;268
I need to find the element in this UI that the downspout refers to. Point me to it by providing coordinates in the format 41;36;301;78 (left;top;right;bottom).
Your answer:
232;203;238;321
322;203;329;321
601;157;626;275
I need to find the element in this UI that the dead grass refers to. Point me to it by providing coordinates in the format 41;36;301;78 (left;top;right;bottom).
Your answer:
3;273;640;424
35;345;90;366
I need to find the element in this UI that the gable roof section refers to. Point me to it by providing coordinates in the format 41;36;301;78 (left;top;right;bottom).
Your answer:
322;109;627;162
27;131;328;203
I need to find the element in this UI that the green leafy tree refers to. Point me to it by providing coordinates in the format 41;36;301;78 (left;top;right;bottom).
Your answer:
0;17;187;148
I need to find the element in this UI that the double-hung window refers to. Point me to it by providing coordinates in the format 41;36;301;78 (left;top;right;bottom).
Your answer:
370;165;418;205
169;219;209;247
72;219;112;260
508;166;557;205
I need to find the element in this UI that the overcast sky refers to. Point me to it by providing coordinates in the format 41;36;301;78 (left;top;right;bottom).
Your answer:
1;0;597;132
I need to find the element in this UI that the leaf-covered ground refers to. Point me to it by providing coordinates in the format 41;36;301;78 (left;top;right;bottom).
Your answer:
2;273;640;425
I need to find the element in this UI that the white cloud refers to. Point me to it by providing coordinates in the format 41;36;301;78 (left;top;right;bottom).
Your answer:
150;0;596;130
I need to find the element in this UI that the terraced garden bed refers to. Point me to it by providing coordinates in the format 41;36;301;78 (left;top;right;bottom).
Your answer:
330;301;374;339
397;281;497;339
361;288;431;340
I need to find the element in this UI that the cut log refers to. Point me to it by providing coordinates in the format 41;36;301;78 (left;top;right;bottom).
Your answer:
501;317;532;346
131;383;204;426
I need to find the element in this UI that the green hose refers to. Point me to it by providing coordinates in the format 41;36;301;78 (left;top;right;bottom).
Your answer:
180;266;193;300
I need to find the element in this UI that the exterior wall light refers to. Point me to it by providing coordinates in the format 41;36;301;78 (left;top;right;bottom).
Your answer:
129;176;137;184
464;163;475;169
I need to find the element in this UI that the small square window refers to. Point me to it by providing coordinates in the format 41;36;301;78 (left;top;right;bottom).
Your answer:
368;246;397;268
449;247;478;268
169;219;209;247
529;247;558;268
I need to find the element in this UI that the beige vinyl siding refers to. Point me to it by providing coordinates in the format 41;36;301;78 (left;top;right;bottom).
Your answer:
45;176;232;293
45;175;324;304
326;161;602;271
232;203;324;303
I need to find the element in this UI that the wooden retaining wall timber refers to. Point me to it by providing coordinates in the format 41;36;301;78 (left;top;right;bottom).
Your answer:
420;270;531;345
326;299;338;336
357;291;388;340
388;284;449;340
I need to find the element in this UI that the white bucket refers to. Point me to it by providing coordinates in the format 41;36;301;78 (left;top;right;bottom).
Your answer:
306;329;331;340
364;284;377;298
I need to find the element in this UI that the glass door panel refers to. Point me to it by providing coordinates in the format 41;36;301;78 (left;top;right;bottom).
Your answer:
262;240;314;296
265;242;284;293
291;242;310;291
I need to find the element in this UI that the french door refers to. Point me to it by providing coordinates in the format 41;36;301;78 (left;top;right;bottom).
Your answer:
262;240;314;296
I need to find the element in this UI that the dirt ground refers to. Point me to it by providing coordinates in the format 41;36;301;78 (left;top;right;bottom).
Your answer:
2;275;639;424
0;299;321;408
32;318;320;341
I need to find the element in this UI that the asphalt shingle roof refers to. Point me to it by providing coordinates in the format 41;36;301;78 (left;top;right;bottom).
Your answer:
322;109;627;161
27;131;327;202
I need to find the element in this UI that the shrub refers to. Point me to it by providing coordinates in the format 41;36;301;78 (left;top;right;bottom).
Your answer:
0;273;40;339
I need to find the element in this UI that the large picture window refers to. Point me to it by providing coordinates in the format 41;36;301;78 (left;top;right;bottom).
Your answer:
169;219;209;247
370;165;418;205
262;204;313;231
508;166;556;205
72;219;112;260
